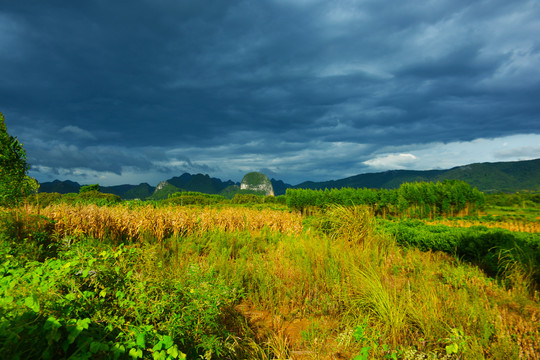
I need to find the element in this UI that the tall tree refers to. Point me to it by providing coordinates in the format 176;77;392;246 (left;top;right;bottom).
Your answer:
0;112;30;207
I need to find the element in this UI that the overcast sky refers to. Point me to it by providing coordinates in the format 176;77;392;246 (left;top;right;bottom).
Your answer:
2;0;539;186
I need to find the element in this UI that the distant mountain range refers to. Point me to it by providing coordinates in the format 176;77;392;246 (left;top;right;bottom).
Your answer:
39;158;540;199
295;158;540;193
39;173;241;200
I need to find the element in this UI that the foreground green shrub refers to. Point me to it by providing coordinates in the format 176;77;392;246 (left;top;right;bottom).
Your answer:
0;211;57;262
0;236;241;359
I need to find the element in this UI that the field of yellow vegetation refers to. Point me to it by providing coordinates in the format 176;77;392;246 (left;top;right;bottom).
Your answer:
38;204;303;242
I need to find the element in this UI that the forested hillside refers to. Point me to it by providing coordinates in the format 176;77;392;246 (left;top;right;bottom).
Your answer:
295;158;540;192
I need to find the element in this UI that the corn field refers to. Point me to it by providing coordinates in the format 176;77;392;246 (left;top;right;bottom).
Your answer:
36;204;303;242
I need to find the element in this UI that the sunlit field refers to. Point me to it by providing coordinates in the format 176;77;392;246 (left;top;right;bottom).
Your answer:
2;189;539;360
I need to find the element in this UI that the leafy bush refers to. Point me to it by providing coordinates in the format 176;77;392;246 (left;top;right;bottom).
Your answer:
231;194;263;204
75;190;121;205
26;192;63;207
79;184;100;193
271;195;287;205
26;191;121;207
0;211;57;261
0;236;241;359
485;192;540;208
164;192;227;206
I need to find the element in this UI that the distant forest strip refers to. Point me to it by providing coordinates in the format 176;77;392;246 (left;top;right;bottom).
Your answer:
286;180;486;218
27;179;540;221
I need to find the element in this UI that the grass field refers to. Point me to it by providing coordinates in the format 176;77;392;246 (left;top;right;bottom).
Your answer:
1;202;539;359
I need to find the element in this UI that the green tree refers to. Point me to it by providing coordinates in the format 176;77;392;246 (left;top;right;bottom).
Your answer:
79;184;100;193
0;112;30;207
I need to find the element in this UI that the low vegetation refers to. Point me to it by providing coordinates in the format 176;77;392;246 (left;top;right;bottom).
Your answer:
1;197;539;359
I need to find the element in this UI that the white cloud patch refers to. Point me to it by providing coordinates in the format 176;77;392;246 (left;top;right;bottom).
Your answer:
495;144;540;159
367;134;540;172
363;153;418;170
59;126;96;140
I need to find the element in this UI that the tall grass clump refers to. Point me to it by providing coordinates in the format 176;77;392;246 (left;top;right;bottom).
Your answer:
319;205;374;244
350;266;409;346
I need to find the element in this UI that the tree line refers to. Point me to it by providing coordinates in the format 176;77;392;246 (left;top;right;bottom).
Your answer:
286;180;485;218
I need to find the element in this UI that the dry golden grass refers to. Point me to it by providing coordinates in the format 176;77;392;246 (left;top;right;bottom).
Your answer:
426;218;540;233
36;203;303;242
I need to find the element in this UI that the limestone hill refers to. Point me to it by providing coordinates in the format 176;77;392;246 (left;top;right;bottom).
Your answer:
240;172;275;196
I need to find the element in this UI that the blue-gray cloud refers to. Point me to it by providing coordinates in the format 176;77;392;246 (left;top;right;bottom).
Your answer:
1;0;539;185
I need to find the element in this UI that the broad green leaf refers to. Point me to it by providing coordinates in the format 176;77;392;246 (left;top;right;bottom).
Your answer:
167;345;179;358
162;335;174;349
78;318;91;330
9;279;18;289
136;332;145;348
67;332;80;345
90;341;102;353
44;316;62;331
52;330;62;342
83;290;95;298
112;343;126;355
446;343;459;355
129;347;143;359
128;348;138;359
24;294;40;312
152;341;163;352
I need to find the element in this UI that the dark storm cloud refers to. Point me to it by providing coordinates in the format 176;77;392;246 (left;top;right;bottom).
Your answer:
1;0;539;184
